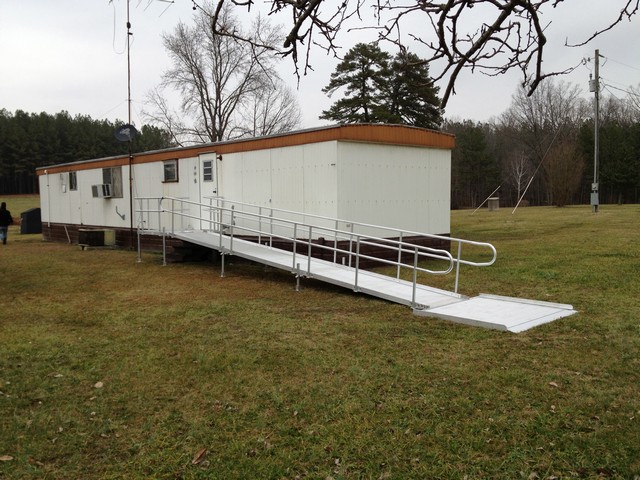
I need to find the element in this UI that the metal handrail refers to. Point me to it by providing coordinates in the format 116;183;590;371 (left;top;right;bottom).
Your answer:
174;198;454;272
135;196;497;294
201;197;498;292
205;197;497;258
200;196;497;268
154;197;453;273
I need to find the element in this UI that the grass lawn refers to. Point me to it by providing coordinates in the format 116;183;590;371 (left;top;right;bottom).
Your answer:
1;199;639;479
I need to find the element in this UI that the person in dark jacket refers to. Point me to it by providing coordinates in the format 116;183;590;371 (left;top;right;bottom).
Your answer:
0;202;13;245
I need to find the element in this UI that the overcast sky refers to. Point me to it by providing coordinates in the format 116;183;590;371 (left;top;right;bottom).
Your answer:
1;0;639;130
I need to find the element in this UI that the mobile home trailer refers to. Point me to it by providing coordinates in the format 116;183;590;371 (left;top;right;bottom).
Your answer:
37;124;455;258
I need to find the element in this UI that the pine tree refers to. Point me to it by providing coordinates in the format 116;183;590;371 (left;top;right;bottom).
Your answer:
320;43;390;123
385;51;442;129
321;43;442;129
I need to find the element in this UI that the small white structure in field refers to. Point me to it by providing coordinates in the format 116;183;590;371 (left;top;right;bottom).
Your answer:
36;124;455;248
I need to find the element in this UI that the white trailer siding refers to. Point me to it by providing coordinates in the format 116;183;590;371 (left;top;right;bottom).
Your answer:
39;167;132;229
217;141;338;217
216;141;339;236
131;156;204;231
36;125;455;244
213;139;449;239
336;142;450;236
300;142;339;219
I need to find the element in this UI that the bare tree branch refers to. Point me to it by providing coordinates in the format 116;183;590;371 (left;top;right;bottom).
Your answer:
565;0;639;47
142;87;186;147
193;0;639;107
628;84;640;120
145;3;301;144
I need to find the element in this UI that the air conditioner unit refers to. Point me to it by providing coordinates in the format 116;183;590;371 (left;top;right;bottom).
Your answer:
91;184;112;198
78;229;116;246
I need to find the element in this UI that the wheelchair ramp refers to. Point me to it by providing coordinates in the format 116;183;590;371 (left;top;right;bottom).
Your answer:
173;231;576;332
413;294;577;333
173;230;465;310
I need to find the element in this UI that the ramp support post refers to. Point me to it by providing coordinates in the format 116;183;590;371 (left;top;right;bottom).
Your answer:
454;243;462;293
162;227;167;266
411;247;418;307
295;263;301;292
292;224;298;270
353;236;361;292
348;224;354;268
333;220;339;264
307;225;313;275
220;252;226;278
396;232;404;279
229;206;235;253
171;198;175;235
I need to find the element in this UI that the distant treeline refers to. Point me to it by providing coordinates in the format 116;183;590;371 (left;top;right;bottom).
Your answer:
0;109;174;194
2;84;639;207
446;117;640;208
445;83;640;208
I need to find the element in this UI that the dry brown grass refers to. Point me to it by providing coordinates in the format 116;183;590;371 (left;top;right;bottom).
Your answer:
1;202;639;479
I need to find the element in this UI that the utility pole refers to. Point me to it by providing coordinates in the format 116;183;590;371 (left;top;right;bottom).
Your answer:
127;0;135;246
589;49;601;213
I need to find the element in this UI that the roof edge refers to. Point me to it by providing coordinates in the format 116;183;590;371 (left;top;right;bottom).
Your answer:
36;123;455;174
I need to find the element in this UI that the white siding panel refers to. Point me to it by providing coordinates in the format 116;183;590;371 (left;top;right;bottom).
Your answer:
178;157;201;230
134;161;163;198
42;168;132;229
217;152;244;204
212;142;340;236
38;175;49;223
427;150;451;234
302;142;339;220
79;169;106;226
270;146;304;212
336;142;450;235
86;166;131;229
239;150;273;207
133;159;194;231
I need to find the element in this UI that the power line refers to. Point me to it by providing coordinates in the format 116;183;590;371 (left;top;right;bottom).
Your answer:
602;55;640;73
599;75;636;89
602;84;624;101
96;99;129;120
601;81;639;97
110;0;127;55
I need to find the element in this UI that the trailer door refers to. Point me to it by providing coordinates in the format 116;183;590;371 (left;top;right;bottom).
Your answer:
199;153;219;230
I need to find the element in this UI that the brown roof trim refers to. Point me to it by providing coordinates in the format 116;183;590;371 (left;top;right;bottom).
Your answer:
36;124;455;175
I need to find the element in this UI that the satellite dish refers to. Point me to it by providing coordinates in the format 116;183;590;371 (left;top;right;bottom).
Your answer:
114;124;139;142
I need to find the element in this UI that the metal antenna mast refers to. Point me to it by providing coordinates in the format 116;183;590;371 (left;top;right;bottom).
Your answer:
127;0;132;125
126;0;135;246
590;49;601;214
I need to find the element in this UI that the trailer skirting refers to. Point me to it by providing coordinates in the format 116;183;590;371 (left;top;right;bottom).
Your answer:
41;222;451;267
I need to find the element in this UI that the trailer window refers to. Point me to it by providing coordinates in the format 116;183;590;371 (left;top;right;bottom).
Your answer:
102;167;123;197
203;160;213;182
163;160;178;183
69;171;77;191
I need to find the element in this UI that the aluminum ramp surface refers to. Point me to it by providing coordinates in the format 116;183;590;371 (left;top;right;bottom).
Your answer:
172;230;577;332
412;294;577;333
173;230;464;309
